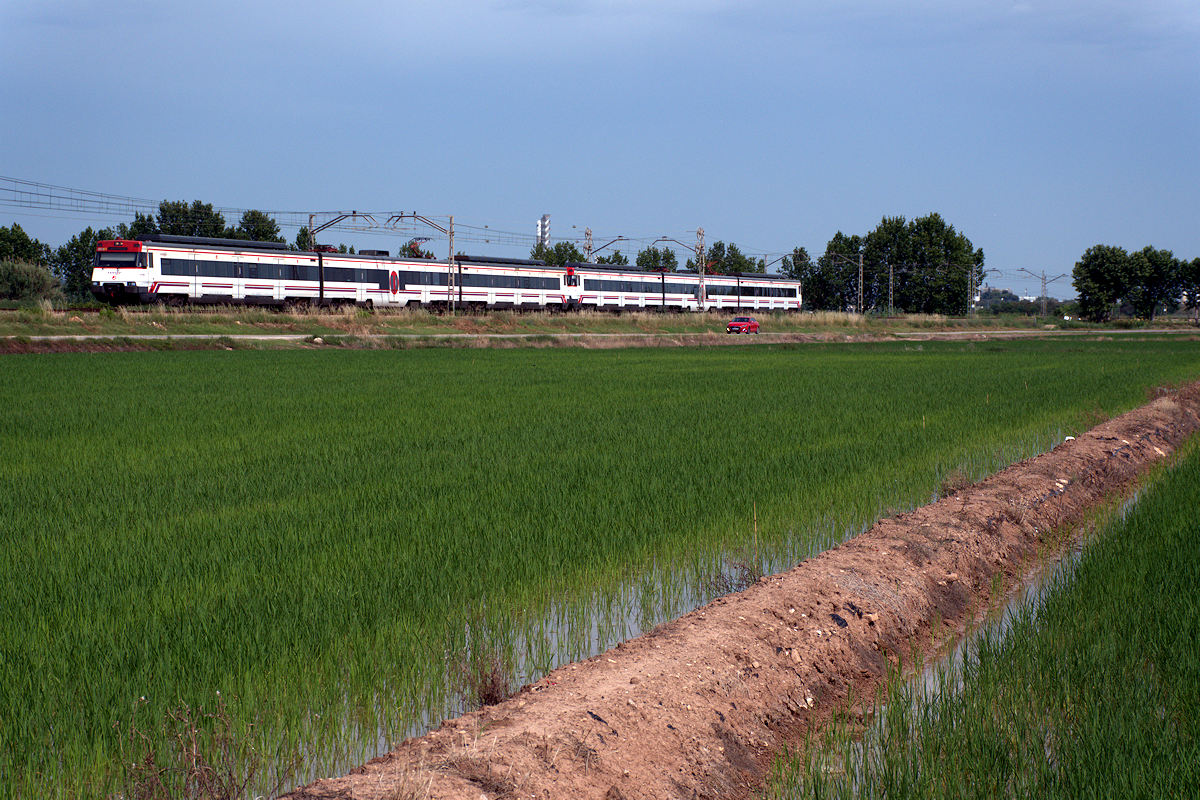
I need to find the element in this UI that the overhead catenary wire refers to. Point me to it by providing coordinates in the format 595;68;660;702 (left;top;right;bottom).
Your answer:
1;175;1069;295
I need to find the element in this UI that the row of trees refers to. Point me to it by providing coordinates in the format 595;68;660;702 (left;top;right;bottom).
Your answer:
1073;245;1199;321
1;202;310;301
778;213;985;315
530;240;760;274
532;215;985;317
24;204;1195;320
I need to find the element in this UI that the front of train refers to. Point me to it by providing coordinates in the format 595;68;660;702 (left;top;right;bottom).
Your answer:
91;239;152;304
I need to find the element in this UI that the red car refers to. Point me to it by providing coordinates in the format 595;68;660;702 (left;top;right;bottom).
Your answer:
726;316;759;334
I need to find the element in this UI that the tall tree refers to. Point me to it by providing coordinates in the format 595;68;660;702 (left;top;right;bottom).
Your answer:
117;212;158;240
696;241;759;274
1183;257;1200;323
531;241;584;266
0;223;50;264
1123;246;1181;320
813;232;863;311
52;226;116;300
896;213;984;315
1072;245;1129;322
401;239;435;259
293;226;315;251
233;210;285;243
156;200;226;237
809;214;983;315
635;246;678;272
862;215;908;312
596;249;629;266
778;246;811;279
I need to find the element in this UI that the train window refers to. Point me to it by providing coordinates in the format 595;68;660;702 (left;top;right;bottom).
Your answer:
161;258;194;276
197;260;237;279
289;264;319;281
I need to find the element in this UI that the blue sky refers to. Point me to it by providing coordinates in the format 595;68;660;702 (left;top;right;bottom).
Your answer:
3;0;1198;298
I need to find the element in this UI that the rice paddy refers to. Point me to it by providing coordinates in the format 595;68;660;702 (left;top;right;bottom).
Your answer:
2;338;1199;797
768;438;1200;800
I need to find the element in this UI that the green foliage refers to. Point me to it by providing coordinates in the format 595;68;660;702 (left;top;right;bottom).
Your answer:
688;241;760;274
596;249;629;265
891;213;984;315
977;287;1064;317
155;199;227;237
1073;244;1129;322
0;222;50;264
530;240;584;266
0;259;62;301
231;209;285;243
1124;246;1182;320
635;245;678;272
401;239;435;259
117;212;158;240
779;246;811;280
804;215;984;314
1185;257;1200;318
3;340;1200;796
1072;243;1190;321
293;226;314;252
809;232;862;311
772;441;1200;800
52;226;116;300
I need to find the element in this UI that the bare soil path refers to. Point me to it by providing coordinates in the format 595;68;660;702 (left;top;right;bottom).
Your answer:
4;327;1197;354
287;384;1200;800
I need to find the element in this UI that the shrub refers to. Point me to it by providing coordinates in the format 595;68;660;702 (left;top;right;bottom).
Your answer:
0;259;62;302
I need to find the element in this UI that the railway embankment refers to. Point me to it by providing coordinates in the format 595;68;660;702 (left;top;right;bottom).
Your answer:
287;382;1200;800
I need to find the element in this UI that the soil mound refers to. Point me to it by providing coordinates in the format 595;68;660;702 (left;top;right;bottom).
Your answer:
289;383;1200;800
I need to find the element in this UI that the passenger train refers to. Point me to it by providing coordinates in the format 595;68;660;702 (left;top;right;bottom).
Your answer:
91;234;803;312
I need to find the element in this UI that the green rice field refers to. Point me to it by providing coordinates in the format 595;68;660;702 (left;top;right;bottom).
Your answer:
769;438;1200;800
2;338;1199;796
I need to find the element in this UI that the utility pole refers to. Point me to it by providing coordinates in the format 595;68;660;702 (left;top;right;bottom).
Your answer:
967;263;974;315
1019;268;1069;317
447;215;456;313
857;252;864;315
385;212;456;312
584;228;593;262
651;229;706;311
888;262;894;316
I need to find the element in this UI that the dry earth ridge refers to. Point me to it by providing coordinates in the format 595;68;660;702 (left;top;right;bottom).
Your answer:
288;382;1200;800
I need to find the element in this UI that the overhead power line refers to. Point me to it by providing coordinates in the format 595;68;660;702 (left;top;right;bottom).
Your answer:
0;177;1070;294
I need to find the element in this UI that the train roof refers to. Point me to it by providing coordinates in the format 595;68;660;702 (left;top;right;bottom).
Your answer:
455;255;547;267
566;262;796;281
138;234;290;251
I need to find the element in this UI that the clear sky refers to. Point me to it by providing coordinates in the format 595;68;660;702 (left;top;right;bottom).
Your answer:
3;0;1198;298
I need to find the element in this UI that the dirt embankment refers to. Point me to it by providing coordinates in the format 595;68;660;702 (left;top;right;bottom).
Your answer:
289;384;1200;800
4;328;1199;354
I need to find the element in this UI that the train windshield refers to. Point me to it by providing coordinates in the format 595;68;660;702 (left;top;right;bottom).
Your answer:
95;252;145;268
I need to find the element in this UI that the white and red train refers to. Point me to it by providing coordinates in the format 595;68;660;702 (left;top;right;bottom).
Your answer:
91;234;802;312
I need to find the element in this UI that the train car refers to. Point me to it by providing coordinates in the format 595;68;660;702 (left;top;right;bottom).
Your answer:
91;234;803;312
571;263;801;312
700;272;802;312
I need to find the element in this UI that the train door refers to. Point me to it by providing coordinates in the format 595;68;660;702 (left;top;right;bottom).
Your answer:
157;251;196;303
563;267;581;308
